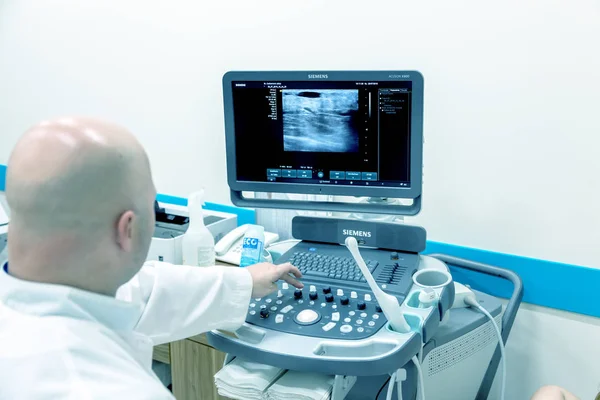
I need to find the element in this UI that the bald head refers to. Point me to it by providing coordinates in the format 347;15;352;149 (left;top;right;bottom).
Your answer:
5;117;157;295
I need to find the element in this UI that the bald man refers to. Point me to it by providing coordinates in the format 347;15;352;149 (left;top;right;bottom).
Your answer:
0;117;303;399
531;386;580;400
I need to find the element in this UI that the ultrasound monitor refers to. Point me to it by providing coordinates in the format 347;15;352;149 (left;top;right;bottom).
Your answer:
223;71;424;215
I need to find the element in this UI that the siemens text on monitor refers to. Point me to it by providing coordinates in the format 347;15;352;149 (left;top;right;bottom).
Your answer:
222;71;424;213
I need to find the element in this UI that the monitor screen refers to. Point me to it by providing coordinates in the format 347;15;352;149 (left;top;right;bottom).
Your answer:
223;71;423;200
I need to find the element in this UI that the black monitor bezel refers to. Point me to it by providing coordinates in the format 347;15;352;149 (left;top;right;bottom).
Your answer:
223;70;424;200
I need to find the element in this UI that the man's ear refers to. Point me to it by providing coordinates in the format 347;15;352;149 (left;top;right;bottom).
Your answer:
116;210;135;252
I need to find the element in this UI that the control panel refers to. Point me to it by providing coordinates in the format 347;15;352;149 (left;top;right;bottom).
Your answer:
247;281;387;340
245;241;420;340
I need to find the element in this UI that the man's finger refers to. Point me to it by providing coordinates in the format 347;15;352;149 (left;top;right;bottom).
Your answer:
277;263;303;278
281;273;303;289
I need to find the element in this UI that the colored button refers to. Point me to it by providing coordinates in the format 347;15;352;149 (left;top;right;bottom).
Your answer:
267;169;281;177
356;319;363;325
373;314;380;320
349;311;356;316
368;321;376;327
249;310;256;315
365;294;372;301
357;327;365;333
249;303;256;308
332;312;340;322
282;169;297;178
351;291;358;299
280;305;293;314
344;317;351;323
362;172;378;181
276;300;283;305
346;172;361;180
330;171;346;180
265;299;272;304
337;289;344;296
282;283;289;290
361;313;368;318
340;325;353;333
297;170;312;179
271;306;278;311
275;314;284;323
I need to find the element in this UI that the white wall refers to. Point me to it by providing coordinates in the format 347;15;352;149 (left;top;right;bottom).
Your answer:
1;1;599;398
1;0;598;267
502;303;600;399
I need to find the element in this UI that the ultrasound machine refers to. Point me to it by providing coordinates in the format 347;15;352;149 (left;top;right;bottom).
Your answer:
207;71;523;399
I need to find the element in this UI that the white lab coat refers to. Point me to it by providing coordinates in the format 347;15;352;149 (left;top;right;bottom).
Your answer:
0;261;253;399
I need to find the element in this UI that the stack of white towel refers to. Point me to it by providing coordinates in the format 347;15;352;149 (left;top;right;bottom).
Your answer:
265;370;335;400
214;358;285;400
214;357;335;400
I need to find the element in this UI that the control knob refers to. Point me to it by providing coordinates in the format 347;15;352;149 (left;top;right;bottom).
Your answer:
260;309;269;318
325;293;334;303
391;252;399;260
376;305;383;313
294;289;303;299
323;286;331;294
309;291;318;300
357;301;366;310
340;296;349;305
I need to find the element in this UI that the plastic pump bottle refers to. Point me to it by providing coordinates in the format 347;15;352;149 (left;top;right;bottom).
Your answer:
182;190;215;267
239;225;265;267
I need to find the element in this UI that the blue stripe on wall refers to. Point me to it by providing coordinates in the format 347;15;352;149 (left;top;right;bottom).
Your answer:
0;165;5;191
423;242;599;318
1;164;597;318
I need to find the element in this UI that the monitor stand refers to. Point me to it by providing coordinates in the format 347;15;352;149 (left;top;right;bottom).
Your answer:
349;197;405;223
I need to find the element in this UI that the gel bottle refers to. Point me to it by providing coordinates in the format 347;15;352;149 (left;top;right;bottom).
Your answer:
181;189;215;267
239;225;265;267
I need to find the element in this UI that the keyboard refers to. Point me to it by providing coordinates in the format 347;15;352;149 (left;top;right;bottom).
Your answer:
289;251;378;282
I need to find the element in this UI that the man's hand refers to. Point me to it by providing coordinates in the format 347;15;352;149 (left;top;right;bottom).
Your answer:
246;262;303;298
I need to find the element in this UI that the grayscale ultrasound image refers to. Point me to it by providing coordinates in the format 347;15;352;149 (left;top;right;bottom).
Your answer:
282;89;359;153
